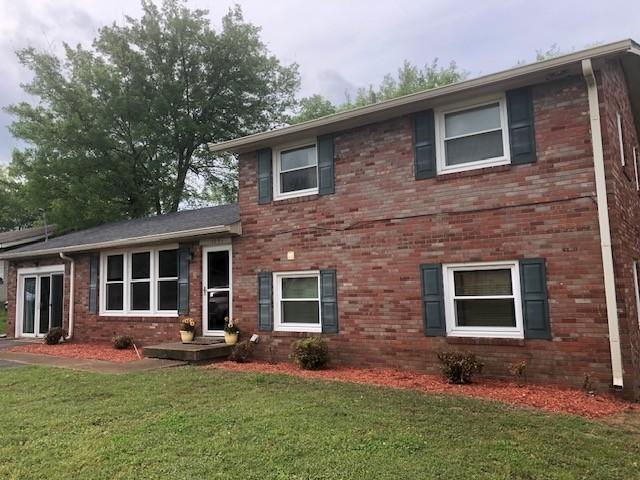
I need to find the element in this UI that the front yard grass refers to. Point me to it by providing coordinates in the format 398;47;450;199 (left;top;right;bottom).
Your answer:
0;308;6;335
0;366;638;479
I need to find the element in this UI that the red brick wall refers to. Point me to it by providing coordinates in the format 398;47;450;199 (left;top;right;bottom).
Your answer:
598;60;640;399
8;242;205;345
232;74;627;393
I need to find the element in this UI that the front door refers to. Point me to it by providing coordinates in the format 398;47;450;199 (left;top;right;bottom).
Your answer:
19;271;64;337
202;246;232;336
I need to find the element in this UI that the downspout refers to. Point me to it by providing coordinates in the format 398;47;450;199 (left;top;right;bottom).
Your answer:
59;252;75;341
582;58;624;387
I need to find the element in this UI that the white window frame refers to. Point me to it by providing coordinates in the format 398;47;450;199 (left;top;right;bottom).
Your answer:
435;94;510;175
633;261;640;329
99;244;178;317
273;140;319;200
633;146;639;191
442;261;524;339
617;111;625;166
156;248;179;313
273;270;321;333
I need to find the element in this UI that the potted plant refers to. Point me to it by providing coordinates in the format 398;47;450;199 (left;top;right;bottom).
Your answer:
224;317;240;345
179;317;196;343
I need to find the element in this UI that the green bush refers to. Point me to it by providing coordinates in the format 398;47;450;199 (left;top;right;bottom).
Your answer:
112;335;134;350
290;337;330;370
44;328;66;345
437;351;483;384
229;340;253;363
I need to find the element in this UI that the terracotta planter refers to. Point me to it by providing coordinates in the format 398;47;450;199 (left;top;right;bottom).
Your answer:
224;332;239;345
180;330;194;343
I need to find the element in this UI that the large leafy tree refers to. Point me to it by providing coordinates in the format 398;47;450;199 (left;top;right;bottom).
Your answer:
292;59;466;124
0;167;35;231
7;0;299;231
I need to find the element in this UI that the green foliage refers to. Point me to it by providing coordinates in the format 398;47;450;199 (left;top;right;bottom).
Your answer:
292;59;467;123
6;0;299;231
0;309;6;335
229;340;253;363
111;335;134;350
0;167;36;231
44;328;66;345
0;367;639;478
437;351;484;384
290;336;330;370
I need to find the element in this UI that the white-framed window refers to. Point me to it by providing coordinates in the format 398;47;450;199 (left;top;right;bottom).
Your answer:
100;245;179;316
633;146;639;191
617;112;626;167
435;95;510;174
273;141;318;200
633;261;640;329
273;271;321;332
443;261;524;338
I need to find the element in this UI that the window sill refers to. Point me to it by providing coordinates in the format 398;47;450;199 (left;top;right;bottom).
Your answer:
270;330;336;338
270;193;320;205
435;163;511;181
445;336;525;347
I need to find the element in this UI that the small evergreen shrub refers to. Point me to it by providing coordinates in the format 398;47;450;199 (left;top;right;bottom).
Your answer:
290;337;330;370
112;335;134;350
44;328;66;345
508;360;528;387
229;340;253;363
437;351;483;384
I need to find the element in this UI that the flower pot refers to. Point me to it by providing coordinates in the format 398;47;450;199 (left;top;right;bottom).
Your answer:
180;330;194;343
224;332;238;345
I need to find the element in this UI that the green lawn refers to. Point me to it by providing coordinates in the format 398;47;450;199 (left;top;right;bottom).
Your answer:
0;308;6;335
0;366;638;479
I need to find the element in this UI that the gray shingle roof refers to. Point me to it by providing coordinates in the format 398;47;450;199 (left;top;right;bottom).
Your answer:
4;204;239;258
0;226;51;249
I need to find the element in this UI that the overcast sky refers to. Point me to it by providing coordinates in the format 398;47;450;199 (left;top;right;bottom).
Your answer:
1;0;639;164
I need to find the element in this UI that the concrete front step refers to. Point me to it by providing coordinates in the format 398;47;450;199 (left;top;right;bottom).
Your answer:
143;340;233;362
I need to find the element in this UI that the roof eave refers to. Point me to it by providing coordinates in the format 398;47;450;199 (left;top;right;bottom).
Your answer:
0;222;241;261
0;234;48;250
209;39;640;154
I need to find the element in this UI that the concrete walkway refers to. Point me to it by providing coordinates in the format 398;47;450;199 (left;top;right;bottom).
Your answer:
0;349;187;374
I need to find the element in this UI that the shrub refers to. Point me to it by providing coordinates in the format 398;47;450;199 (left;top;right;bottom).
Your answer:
112;335;134;350
229;340;253;363
437;351;483;384
508;360;527;387
44;328;66;345
290;337;330;370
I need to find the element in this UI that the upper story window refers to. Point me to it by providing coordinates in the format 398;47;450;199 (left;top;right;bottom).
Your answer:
617;111;626;167
436;96;510;174
274;142;318;200
101;246;178;316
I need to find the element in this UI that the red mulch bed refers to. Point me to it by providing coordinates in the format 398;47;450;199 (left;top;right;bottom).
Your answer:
9;342;140;363
212;361;636;419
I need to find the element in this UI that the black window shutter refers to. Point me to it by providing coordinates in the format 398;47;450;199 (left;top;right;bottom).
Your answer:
420;264;446;336
177;245;191;315
520;258;551;339
317;135;335;195
88;254;99;314
258;272;273;331
320;270;338;333
507;88;537;165
257;148;273;204
413;109;437;179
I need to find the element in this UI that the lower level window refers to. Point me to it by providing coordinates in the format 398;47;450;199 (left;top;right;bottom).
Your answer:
274;271;321;332
443;261;523;338
101;246;178;316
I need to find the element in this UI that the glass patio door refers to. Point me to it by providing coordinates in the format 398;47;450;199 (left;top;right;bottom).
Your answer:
202;246;232;336
20;272;64;337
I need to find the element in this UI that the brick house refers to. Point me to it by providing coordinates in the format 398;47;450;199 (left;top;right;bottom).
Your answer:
3;40;640;397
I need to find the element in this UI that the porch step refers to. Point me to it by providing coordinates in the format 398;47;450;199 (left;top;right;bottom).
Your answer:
143;340;233;362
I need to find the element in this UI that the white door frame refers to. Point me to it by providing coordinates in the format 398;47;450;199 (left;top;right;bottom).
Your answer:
201;245;232;336
15;265;65;338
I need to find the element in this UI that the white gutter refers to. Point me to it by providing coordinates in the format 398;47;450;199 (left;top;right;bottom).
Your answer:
58;252;75;341
0;222;241;260
582;59;624;387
